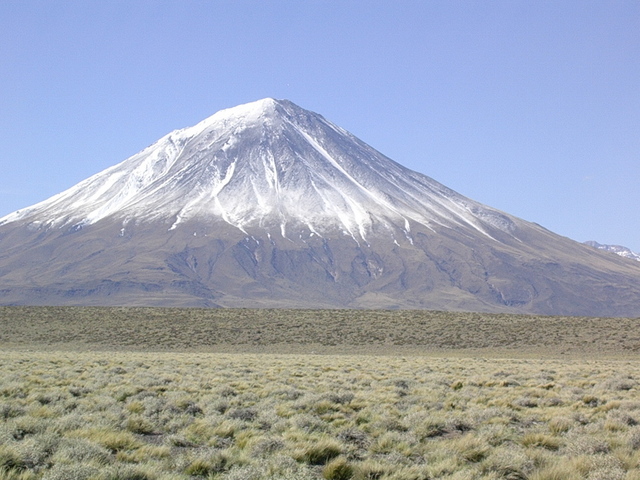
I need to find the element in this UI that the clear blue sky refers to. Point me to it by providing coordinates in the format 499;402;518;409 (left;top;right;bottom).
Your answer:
1;1;638;251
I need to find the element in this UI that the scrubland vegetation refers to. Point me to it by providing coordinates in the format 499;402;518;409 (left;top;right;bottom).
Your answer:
1;307;639;356
1;307;640;479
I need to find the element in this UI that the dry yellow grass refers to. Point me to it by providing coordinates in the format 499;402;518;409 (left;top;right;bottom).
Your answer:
1;306;640;479
1;349;640;479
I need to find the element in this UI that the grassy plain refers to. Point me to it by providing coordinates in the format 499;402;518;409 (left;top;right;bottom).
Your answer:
1;307;640;479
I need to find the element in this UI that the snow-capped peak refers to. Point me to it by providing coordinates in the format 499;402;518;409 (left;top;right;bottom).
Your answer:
179;98;280;138
0;99;518;243
585;241;640;262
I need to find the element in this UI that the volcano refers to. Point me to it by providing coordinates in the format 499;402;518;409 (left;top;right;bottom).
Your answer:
1;98;639;315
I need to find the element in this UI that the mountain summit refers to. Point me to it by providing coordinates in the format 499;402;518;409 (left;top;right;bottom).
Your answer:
1;99;640;315
1;98;513;242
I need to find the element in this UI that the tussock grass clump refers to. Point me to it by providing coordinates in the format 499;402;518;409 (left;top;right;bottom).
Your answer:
40;464;100;480
50;438;111;465
69;428;142;453
453;434;490;462
548;416;573;434
352;460;390;480
521;432;561;450
529;463;582;480
0;444;29;473
294;438;343;465
124;415;155;434
480;445;534;479
322;456;354;480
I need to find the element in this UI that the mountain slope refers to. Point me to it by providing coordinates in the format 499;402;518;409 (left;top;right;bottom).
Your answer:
1;99;640;316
